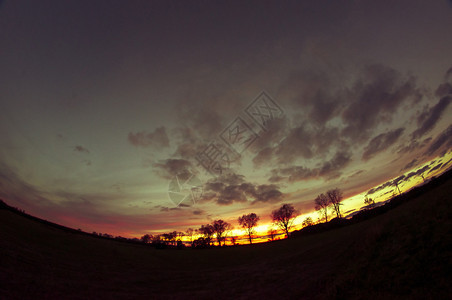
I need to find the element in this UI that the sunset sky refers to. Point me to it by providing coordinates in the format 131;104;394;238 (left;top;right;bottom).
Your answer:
1;0;451;238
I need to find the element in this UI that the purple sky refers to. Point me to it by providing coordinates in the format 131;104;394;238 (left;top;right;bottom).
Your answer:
0;0;451;237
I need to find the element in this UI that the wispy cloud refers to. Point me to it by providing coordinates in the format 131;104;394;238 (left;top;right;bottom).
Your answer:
128;127;169;149
362;128;405;161
74;145;90;154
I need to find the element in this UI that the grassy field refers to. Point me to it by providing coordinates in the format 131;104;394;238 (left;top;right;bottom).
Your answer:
1;176;451;299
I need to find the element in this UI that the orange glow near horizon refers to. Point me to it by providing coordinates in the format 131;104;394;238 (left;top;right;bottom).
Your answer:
136;153;451;244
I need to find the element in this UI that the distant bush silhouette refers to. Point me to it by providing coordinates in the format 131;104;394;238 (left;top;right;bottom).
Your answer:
192;237;210;249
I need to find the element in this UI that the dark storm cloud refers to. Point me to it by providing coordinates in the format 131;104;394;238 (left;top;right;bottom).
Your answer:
271;63;423;170
250;117;289;167
446;66;452;80
252;147;275;168
442;157;452;170
397;137;432;154
318;151;352;179
341;64;422;141
428;163;443;174
73;145;90;154
347;170;365;179
362;128;405;161
192;209;204;215
217;185;248;206
412;96;451;139
176;94;229;141
401;159;418;171
434;65;452;97
366;181;393;195
270;151;352;182
367;174;406;196
424;124;452;156
152;158;192;179
435;83;452;97
268;124;341;166
159;206;182;212
404;165;430;181
274;124;314;163
270;166;315;183
171;127;201;159
201;172;284;206
280;69;344;125
253;185;283;203
128;127;169;149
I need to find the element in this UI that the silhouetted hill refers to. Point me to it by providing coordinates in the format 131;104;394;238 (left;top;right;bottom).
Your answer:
292;168;452;238
0;169;451;299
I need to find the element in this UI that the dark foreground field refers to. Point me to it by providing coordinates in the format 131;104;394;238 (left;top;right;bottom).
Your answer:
1;178;451;299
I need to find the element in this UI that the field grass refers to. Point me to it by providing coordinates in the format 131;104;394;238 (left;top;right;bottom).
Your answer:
1;176;451;299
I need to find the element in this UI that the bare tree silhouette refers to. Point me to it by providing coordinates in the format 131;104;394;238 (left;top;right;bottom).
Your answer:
327;188;343;219
186;228;195;245
140;234;152;244
420;173;426;182
271;204;298;238
315;193;330;222
268;227;277;241
393;175;405;195
302;217;314;227
238;213;260;244
162;231;178;246
364;196;375;209
212;220;232;246
394;181;402;195
199;224;214;246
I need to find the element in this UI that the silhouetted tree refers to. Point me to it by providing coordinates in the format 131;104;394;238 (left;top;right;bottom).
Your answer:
238;213;260;244
271;203;297;238
140;234;152;244
186;228;195;244
327;188;343;219
315;193;329;222
392;175;405;195
199;224;215;246
268;228;277;241
394;181;402;195
162;231;178;246
364;196;375;209
419;173;426;182
176;240;185;249
302;217;314;227
151;234;166;248
213;219;232;246
192;237;209;249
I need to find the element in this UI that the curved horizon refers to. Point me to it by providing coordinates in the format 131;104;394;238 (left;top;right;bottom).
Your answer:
1;0;451;239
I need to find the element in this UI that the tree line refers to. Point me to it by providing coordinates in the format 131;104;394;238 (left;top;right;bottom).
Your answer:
139;188;350;248
139;202;305;248
99;187;380;247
